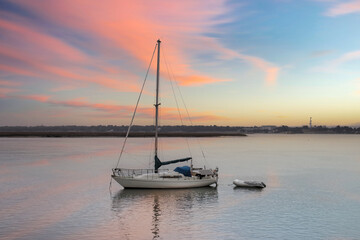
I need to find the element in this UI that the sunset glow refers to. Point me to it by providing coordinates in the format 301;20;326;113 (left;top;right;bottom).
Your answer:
1;0;359;126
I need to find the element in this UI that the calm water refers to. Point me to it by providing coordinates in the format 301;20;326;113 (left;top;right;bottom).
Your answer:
1;135;359;240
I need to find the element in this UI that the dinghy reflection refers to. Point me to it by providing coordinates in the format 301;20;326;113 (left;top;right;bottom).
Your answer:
233;186;265;192
112;187;218;239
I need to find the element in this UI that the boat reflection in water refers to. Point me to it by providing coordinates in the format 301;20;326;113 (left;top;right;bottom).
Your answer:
111;187;218;239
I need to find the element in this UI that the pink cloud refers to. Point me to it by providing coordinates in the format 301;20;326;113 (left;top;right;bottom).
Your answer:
324;0;360;16
11;94;225;122
0;0;280;125
0;63;38;77
318;50;360;74
0;17;88;63
0;87;19;97
0;80;22;87
0;43;80;80
8;0;277;86
50;85;80;92
0;16;143;93
313;50;360;72
0;42;141;93
238;54;279;86
334;50;360;65
14;94;155;118
193;37;280;85
20;95;51;102
3;0;228;87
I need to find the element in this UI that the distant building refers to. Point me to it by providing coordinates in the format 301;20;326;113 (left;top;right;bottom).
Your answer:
260;125;277;131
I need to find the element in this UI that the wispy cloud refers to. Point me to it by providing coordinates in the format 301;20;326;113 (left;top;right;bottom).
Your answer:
0;87;19;97
310;50;334;57
0;15;143;93
0;80;22;87
237;54;279;86
5;94;224;122
333;50;360;65
3;0;279;87
17;95;139;115
202;38;280;85
1;0;230;88
20;95;50;102
0;0;281;125
313;49;360;71
322;0;360;16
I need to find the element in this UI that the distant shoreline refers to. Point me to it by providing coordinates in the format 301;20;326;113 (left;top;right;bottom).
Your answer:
1;125;359;135
0;132;247;138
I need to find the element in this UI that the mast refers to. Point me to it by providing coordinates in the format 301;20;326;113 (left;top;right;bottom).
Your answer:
154;39;161;169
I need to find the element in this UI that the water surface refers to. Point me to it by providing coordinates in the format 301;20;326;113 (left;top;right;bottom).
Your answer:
0;135;359;239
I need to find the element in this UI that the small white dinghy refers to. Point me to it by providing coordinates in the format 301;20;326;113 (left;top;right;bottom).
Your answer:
233;179;266;188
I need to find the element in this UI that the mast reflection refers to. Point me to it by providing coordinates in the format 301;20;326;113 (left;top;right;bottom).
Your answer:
152;195;160;239
111;187;218;239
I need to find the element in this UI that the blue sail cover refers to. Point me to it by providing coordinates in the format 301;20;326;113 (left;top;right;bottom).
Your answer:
174;166;191;177
155;155;191;171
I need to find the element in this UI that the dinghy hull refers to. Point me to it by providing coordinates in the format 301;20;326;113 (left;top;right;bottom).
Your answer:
233;179;266;188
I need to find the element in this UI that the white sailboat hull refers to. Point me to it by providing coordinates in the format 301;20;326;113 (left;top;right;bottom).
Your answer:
113;175;217;189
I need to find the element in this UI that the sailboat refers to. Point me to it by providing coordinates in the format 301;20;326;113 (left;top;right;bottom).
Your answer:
111;39;218;189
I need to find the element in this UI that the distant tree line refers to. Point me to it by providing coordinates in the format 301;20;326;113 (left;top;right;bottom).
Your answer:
273;125;360;134
0;125;242;133
0;125;359;134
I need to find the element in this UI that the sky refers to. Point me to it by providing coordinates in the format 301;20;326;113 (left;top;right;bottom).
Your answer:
0;0;359;127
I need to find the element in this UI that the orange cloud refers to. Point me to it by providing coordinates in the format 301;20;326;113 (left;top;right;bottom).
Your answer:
175;75;230;86
265;67;279;86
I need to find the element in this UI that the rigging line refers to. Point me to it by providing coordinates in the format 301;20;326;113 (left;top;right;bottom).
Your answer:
165;53;208;164
162;46;192;158
149;99;156;168
114;43;158;169
148;138;153;168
